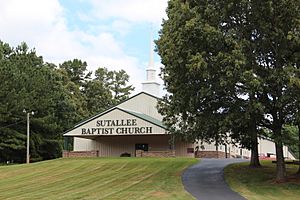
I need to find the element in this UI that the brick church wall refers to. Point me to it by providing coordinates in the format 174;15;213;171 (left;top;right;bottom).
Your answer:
195;151;230;158
63;150;99;158
136;150;175;157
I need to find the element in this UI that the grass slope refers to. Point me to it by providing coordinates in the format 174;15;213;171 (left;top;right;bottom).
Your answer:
225;161;300;200
0;157;197;200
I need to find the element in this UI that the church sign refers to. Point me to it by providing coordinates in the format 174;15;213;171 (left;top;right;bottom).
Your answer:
81;118;153;135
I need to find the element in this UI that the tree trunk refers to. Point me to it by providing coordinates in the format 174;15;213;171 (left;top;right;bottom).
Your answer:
297;125;300;175
250;136;261;167
275;133;287;182
215;134;219;158
249;115;261;167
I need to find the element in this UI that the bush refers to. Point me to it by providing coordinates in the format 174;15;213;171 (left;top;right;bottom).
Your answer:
120;152;131;157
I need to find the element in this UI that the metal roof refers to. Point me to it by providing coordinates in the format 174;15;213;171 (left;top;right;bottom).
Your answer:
63;92;166;136
122;109;166;129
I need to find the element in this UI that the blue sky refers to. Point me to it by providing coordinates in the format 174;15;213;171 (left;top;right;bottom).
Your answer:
0;0;168;94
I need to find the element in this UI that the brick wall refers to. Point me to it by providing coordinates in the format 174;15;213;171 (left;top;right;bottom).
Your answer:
62;150;99;158
63;150;176;158
135;150;143;157
136;150;175;158
195;151;230;158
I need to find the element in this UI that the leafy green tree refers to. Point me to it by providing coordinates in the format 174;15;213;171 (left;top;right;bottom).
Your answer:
287;49;300;174
283;125;299;158
156;0;259;162
157;0;299;182
245;0;299;182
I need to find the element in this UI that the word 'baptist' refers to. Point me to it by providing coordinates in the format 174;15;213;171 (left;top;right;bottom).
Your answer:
81;118;153;135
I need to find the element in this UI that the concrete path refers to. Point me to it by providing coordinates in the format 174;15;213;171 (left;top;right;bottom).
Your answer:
182;158;247;200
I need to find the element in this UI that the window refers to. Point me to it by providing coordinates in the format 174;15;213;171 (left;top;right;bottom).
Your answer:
135;144;149;151
187;148;194;153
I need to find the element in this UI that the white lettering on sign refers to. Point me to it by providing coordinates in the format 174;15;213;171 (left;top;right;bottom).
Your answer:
96;119;137;127
81;119;153;135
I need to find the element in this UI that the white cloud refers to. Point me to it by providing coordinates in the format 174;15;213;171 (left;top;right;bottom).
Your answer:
0;0;167;95
0;0;63;46
111;20;132;36
89;0;168;25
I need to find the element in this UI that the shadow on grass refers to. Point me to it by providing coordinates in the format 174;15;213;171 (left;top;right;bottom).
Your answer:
224;161;300;200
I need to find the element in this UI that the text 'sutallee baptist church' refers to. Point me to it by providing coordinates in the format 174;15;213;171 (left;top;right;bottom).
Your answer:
63;38;295;159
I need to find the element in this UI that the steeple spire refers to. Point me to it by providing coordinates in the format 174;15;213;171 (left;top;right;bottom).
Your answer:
148;29;155;69
142;27;160;97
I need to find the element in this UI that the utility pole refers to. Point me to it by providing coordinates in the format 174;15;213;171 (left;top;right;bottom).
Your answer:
26;112;29;164
24;110;34;164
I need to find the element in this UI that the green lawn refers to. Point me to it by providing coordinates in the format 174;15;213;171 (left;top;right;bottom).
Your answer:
0;157;197;200
224;161;300;200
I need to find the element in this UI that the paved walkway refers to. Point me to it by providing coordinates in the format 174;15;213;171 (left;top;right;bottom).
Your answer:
182;158;247;200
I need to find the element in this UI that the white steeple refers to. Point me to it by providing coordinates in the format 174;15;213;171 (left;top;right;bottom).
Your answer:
142;29;160;97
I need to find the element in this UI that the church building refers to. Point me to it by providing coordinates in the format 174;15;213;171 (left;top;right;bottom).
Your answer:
63;40;195;158
63;91;195;158
63;39;295;160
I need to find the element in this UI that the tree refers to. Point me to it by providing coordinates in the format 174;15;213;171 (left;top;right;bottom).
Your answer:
156;0;261;163
57;67;90;119
95;67;134;104
287;51;300;174
246;0;299;182
59;59;92;86
0;40;136;162
283;125;298;157
84;80;113;115
156;0;299;182
0;41;78;162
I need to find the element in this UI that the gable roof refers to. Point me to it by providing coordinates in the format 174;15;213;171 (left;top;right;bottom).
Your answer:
72;92;161;128
122;109;165;129
63;92;165;135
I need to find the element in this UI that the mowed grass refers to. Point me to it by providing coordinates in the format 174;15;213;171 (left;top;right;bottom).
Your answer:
0;157;197;200
224;161;300;200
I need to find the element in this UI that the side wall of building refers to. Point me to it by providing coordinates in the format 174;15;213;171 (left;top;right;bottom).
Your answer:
196;138;295;159
258;138;295;159
95;135;170;157
83;135;193;157
73;137;96;151
175;140;195;157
